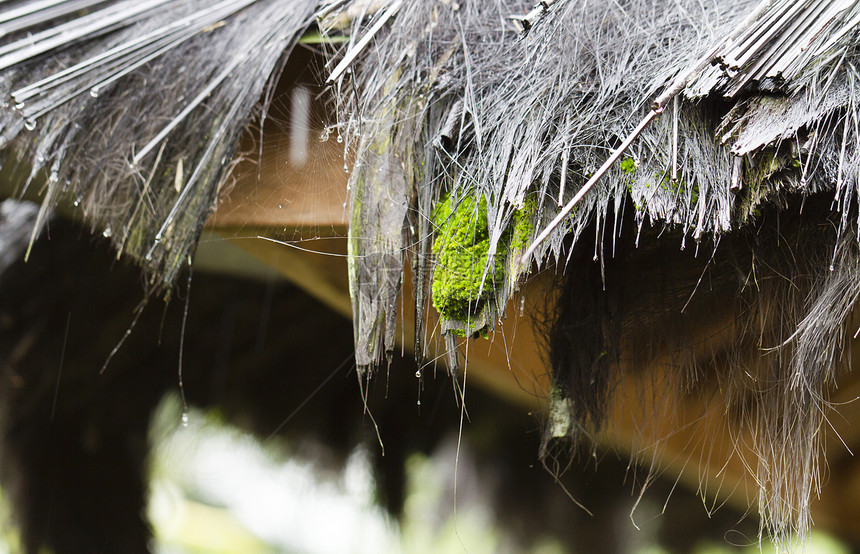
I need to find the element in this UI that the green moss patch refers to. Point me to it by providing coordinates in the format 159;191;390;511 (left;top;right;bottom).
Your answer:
430;193;537;332
619;157;637;175
431;195;503;323
510;194;536;251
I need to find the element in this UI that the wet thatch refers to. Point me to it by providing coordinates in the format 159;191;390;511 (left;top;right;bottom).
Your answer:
2;0;860;549
325;0;860;545
0;0;318;289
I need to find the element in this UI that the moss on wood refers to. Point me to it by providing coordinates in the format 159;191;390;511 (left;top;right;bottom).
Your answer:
431;194;536;332
431;195;502;325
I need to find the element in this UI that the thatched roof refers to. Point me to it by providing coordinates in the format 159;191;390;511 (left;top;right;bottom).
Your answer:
327;0;860;544
0;0;317;288
3;0;860;547
332;0;860;356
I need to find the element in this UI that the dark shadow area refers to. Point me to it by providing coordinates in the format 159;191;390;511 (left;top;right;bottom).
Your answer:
0;219;760;553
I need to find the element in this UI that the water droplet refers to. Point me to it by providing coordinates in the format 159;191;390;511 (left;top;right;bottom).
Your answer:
102;225;112;238
24;118;36;131
73;196;82;207
14;102;24;110
336;134;343;143
417;399;421;406
519;296;526;317
181;412;189;427
319;130;330;141
343;164;349;173
830;264;835;272
89;87;100;98
278;204;283;208
415;370;421;379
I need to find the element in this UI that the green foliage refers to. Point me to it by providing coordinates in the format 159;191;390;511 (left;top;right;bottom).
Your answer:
619;157;637;175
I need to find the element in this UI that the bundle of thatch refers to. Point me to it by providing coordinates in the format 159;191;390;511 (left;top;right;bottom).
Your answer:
2;0;860;548
323;0;860;545
0;0;317;289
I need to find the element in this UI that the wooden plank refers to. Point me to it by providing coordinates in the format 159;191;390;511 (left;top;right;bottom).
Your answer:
208;135;349;230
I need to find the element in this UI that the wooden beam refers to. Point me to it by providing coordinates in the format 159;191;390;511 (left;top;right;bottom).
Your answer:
208;135;349;231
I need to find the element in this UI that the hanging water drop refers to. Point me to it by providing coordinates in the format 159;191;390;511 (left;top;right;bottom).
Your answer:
830;264;835;272
336;134;343;143
417;399;421;406
519;296;526;317
102;225;112;238
415;370;421;379
14;102;24;110
73;196;82;207
343;164;349;173
89;87;100;98
181;412;189;427
24;118;36;131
